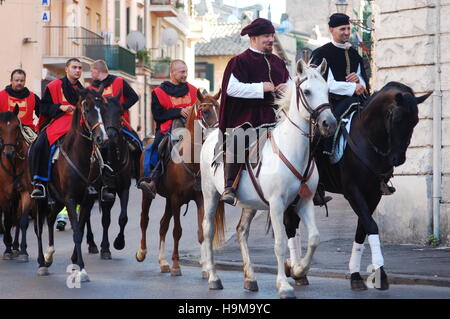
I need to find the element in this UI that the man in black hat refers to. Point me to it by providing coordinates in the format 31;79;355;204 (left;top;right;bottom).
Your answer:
310;13;370;205
311;13;369;115
218;18;290;205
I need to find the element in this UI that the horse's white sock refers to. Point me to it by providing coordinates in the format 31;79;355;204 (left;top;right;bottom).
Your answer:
288;237;300;264
348;241;365;274
368;234;384;269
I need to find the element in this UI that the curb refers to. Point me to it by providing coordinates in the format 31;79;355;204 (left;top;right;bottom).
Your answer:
180;258;450;288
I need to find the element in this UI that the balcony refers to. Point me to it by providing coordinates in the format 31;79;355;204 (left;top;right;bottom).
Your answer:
43;26;136;77
149;0;178;17
86;45;136;76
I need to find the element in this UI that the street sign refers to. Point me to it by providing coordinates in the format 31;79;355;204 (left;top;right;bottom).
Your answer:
42;11;50;22
42;0;51;6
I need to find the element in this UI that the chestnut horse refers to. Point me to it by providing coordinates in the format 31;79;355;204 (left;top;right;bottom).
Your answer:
135;89;225;277
0;105;32;262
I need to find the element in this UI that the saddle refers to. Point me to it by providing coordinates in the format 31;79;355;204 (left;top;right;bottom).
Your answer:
20;124;37;146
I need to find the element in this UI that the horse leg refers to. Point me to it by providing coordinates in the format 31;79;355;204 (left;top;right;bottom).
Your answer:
113;188;129;250
12;201;20;257
202;187;223;290
100;200;114;260
2;207;14;260
158;199;172;273
194;194;208;279
291;199;320;281
0;209;4;234
269;201;296;299
35;201;49;276
236;208;258;291
67;199;89;282
349;218;368;290
170;202;183;276
16;193;31;262
136;192;152;262
44;205;59;268
345;187;388;290
85;198;99;254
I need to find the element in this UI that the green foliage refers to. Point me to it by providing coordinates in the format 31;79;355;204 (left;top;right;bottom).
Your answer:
136;49;151;65
427;234;441;247
296;38;308;50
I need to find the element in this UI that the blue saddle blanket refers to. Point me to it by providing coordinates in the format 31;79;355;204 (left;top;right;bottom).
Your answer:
143;142;159;177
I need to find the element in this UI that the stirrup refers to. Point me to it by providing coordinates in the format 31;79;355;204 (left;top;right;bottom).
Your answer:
87;186;98;196
380;182;396;195
221;188;237;206
101;186;115;202
31;183;46;199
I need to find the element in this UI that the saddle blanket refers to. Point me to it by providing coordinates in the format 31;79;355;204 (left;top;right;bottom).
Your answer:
330;111;356;164
143;142;159;177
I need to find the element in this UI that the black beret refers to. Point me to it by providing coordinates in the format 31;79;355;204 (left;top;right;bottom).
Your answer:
241;18;275;36
328;13;350;28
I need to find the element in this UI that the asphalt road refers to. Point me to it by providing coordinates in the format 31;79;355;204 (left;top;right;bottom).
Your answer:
1;186;449;299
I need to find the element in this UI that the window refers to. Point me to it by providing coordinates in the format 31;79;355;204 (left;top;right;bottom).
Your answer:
138;16;143;33
126;7;130;35
86;7;91;30
96;13;101;33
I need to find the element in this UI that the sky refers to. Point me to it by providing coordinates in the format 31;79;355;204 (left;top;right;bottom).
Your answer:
193;0;287;24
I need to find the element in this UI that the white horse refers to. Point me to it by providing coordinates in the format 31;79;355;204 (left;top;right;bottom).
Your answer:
200;59;337;299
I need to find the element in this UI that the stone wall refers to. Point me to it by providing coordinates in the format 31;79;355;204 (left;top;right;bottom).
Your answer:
373;0;450;245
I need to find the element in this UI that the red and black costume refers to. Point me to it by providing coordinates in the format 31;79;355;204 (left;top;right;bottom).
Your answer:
146;81;197;185
0;85;40;131
29;76;83;183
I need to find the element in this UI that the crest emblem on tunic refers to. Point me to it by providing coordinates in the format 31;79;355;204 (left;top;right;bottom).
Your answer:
8;98;27;118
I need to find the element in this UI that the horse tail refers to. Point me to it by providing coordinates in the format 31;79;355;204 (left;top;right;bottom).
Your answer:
213;201;225;249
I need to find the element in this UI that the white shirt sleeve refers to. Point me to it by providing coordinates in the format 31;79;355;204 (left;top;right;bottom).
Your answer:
327;64;366;96
226;73;264;99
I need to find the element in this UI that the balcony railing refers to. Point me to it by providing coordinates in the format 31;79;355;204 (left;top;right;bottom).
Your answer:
86;45;136;76
43;26;103;59
149;0;177;17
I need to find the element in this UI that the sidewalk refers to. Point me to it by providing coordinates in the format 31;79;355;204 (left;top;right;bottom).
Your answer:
180;195;450;288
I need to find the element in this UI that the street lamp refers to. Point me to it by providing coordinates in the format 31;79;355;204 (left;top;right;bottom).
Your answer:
335;0;348;14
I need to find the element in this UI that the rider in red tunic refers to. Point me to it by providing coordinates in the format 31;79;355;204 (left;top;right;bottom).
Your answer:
0;69;40;131
88;60;142;183
28;58;113;200
138;59;197;198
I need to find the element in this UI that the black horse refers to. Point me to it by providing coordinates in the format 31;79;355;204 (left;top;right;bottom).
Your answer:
32;88;109;280
84;93;132;259
285;82;431;290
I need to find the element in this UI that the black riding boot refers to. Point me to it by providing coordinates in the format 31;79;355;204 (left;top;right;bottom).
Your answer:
138;160;162;199
221;162;241;206
313;184;332;206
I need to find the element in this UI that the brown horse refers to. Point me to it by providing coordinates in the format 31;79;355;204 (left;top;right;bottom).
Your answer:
0;105;32;262
135;89;225;277
32;88;109;280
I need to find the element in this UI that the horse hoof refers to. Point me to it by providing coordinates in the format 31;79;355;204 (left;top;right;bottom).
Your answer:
3;253;14;260
135;251;146;262
12;250;20;258
294;276;309;286
88;246;99;254
202;271;209;280
37;267;49;276
80;269;90;282
279;289;296;299
375;267;389;291
350;272;368;291
100;252;112;260
160;264;171;273
113;236;125;250
209;279;223;290
171;268;182;276
284;259;292;277
244;280;259;292
17;254;29;263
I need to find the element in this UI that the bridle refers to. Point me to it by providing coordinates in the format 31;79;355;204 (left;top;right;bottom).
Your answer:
194;101;219;130
0;121;25;184
79;96;105;142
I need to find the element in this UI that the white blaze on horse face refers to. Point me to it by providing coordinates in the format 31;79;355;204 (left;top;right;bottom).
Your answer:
95;106;108;142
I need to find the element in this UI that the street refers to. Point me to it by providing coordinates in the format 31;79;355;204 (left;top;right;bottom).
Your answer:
1;186;449;299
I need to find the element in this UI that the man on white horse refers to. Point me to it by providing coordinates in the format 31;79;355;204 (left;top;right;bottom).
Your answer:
218;18;290;205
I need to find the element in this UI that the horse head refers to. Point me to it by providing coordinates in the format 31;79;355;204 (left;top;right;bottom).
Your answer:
377;82;432;166
195;88;220;130
103;90;124;145
280;59;337;137
0;104;22;162
77;88;109;147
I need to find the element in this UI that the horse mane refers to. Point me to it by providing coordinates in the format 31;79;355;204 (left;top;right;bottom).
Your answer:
0;111;18;123
363;81;415;108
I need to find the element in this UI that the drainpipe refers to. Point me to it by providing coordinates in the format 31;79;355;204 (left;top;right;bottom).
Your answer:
432;0;442;241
